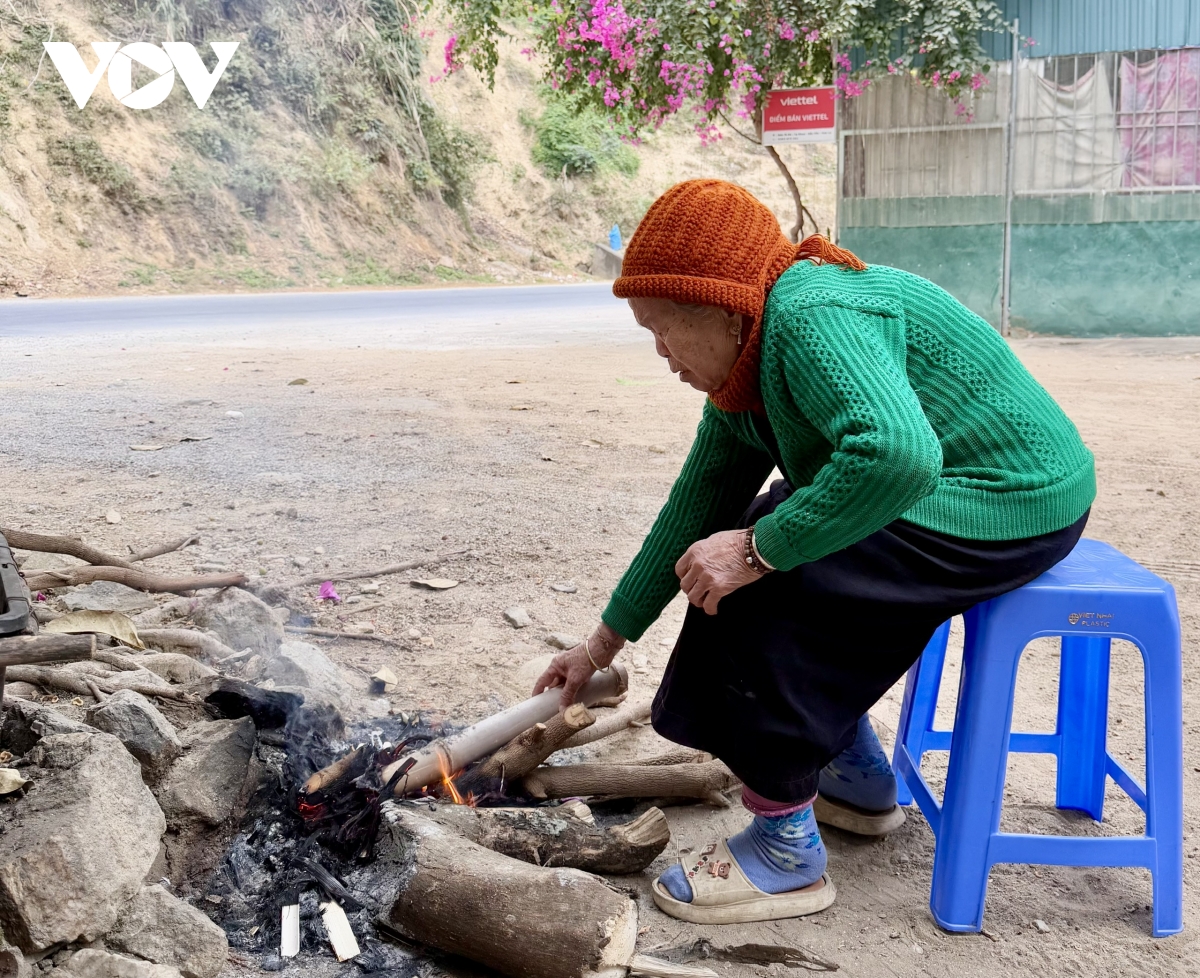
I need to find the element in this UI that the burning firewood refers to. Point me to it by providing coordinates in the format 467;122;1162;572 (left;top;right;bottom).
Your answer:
374;664;628;797
521;759;739;807
422;802;670;875
384;806;638;978
466;701;595;785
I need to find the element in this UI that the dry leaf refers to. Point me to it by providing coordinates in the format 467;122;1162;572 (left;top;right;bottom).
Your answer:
45;610;145;649
0;769;31;796
179;435;212;443
370;666;398;694
411;578;458;590
130;444;165;452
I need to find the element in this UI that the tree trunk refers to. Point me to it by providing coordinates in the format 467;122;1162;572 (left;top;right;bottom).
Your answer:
752;103;817;243
424;803;670;875
383;807;638;978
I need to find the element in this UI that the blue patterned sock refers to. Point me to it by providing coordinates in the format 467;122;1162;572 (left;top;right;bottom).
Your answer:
818;714;898;811
659;805;826;902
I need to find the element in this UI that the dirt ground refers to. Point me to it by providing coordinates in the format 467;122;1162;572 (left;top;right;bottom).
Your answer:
2;325;1199;977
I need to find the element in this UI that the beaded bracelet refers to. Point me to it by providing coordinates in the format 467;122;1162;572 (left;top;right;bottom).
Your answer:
744;526;774;575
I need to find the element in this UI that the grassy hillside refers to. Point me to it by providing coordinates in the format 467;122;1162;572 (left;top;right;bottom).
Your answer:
0;1;836;297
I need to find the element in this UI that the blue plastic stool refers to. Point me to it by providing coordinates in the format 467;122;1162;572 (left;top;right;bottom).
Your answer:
891;538;1183;937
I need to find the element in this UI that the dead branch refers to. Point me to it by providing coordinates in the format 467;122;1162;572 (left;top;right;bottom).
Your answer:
287;550;470;588
137;627;239;660
521;759;739;807
556;695;654;750
424;803;670;876
383;807;638;978
22;566;247;594
5;664;194;701
0;633;96;668
1;526;133;569
473;702;594;783
283;625;406;646
92;648;145;672
85;678;108;702
129;534;200;562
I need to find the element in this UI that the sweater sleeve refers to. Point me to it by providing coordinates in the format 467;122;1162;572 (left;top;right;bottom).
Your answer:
752;303;943;570
602;401;775;642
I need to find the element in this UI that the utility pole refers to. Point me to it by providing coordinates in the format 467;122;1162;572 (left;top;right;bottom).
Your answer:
999;18;1019;336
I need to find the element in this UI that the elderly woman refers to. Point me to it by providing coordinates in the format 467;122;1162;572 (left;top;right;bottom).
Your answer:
534;180;1094;924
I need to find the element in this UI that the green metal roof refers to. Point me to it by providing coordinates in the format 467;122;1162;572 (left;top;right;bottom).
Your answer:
984;0;1200;58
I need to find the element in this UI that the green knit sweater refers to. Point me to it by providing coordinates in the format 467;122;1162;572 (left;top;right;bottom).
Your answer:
603;261;1095;642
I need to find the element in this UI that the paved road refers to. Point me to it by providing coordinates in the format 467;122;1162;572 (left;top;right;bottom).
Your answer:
0;283;640;349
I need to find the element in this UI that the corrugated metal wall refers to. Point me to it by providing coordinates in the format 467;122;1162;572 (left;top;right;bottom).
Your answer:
984;0;1200;60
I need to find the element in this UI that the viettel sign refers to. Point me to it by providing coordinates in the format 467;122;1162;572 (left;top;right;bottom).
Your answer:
761;87;836;145
43;42;239;111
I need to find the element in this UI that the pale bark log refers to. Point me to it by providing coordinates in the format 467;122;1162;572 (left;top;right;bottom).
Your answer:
556;695;654;750
136;628;239;661
384;807;638;978
521;760;739;807
472;702;594;782
5;664;193;701
425;803;670;875
381;665;628;796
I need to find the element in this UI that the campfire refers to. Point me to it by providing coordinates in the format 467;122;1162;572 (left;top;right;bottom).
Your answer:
0;526;833;978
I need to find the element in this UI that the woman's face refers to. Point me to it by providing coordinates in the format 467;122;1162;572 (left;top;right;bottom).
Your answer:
629;297;746;393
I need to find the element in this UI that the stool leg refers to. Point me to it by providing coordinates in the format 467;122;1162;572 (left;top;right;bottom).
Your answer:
894;620;951;806
1142;611;1184;937
929;606;1018;932
1056;635;1111;820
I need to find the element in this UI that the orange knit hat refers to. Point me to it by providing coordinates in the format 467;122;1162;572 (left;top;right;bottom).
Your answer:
613;179;865;414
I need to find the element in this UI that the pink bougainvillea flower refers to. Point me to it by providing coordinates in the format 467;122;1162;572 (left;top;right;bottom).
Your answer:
318;581;342;603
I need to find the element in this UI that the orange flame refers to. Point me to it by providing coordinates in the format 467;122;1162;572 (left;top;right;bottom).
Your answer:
437;751;466;805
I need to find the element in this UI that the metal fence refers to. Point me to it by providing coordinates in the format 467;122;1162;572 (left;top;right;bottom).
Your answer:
837;42;1200;332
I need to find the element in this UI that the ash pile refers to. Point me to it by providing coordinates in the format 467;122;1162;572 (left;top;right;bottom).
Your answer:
0;527;829;978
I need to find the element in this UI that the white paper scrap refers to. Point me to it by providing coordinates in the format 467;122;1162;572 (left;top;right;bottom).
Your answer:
280;904;300;958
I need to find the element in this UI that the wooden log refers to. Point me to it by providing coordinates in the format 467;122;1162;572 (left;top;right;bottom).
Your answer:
0;633;95;668
556;696;654;751
424;803;670;875
1;527;132;568
379;665;628;796
521;760;739;807
129;534;200;562
22;566;246;594
474;702;595;782
137;628;239;661
383;807;637;978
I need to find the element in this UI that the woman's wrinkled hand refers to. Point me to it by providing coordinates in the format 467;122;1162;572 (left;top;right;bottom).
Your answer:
675;528;763;614
532;623;626;710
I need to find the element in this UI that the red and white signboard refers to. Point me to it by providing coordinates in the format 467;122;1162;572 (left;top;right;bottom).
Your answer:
761;87;836;145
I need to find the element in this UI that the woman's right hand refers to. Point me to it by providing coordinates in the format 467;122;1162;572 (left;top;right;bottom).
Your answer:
533;622;626;709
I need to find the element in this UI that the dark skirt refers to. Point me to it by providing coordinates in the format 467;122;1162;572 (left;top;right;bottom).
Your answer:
651;480;1089;803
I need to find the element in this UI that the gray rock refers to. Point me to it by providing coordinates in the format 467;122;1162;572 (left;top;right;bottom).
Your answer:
62;581;156;613
0;732;165;952
0;698;92;756
155;718;254;826
503;607;532;629
191;587;283;656
85;690;182;779
0;943;31;978
57;949;181;978
546;632;582;650
106;885;228;978
136;653;217;686
259;641;352;700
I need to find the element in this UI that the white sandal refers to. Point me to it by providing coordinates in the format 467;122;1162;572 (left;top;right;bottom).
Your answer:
813;793;907;836
651;840;836;924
